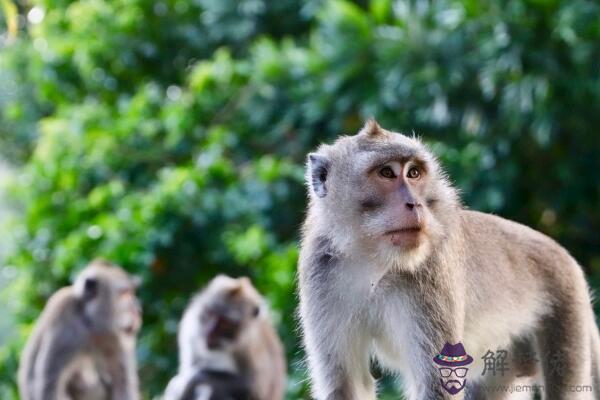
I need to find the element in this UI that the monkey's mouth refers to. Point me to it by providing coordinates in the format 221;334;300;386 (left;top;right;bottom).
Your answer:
385;227;423;247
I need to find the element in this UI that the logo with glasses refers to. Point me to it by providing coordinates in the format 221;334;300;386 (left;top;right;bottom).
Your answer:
433;342;473;395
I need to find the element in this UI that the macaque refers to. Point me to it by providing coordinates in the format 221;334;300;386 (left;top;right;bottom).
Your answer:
164;275;287;400
298;120;600;400
18;259;141;400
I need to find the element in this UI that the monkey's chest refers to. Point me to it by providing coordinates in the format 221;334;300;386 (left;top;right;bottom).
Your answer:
63;354;111;400
368;291;419;370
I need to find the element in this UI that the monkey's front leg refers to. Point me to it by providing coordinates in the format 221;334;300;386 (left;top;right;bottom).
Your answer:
299;279;375;399
401;341;466;400
299;238;378;400
406;325;466;400
302;314;375;400
34;331;81;400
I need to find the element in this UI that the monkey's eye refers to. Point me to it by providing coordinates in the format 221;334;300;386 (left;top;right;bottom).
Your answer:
378;166;396;179
407;166;421;179
252;306;260;318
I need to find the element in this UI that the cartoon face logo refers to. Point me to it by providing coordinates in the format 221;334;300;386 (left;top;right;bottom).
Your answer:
432;343;473;395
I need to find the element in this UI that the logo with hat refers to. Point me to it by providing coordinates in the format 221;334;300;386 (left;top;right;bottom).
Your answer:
433;342;473;395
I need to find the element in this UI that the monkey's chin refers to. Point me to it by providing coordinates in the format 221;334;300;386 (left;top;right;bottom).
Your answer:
378;235;431;272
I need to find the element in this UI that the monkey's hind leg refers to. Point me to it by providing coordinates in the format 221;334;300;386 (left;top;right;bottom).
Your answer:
536;307;594;400
468;336;540;400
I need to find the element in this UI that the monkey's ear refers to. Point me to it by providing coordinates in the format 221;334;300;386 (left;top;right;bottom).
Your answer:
308;153;329;198
82;277;98;300
360;118;384;137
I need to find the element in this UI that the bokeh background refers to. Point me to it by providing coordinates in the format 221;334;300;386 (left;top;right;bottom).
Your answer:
0;0;598;398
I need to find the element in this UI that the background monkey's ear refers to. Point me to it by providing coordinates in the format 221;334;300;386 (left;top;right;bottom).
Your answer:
308;153;329;198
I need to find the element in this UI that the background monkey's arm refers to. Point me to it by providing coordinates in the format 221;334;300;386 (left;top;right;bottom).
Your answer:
34;328;82;400
18;288;75;400
17;322;43;400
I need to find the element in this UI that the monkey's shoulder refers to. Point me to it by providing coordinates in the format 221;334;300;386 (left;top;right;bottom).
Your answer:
36;287;92;336
297;235;340;279
39;287;78;319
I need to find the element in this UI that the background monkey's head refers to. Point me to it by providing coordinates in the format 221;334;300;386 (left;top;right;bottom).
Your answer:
196;275;264;351
306;120;460;271
73;259;142;334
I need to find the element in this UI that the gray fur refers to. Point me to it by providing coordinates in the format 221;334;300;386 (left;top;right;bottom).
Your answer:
18;260;141;400
298;121;600;400
164;275;286;400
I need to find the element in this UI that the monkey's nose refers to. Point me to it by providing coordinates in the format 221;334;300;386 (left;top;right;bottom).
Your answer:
405;202;416;210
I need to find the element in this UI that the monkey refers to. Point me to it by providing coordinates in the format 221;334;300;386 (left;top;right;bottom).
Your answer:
18;259;142;400
164;275;287;400
298;120;600;400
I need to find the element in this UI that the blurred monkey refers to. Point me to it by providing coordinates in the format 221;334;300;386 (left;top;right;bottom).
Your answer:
18;259;141;400
164;275;286;400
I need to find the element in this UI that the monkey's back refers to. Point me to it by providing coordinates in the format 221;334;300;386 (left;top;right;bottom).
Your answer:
458;209;594;349
459;209;586;284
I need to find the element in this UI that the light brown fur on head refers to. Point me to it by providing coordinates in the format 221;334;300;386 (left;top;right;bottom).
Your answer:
360;118;385;137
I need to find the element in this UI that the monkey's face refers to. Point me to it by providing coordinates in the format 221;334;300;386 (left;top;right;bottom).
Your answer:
114;280;142;336
74;260;142;335
200;276;262;350
307;121;457;269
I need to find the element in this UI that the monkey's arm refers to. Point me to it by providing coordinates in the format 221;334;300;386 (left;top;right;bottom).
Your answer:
164;376;185;400
298;238;375;400
171;369;255;400
164;369;215;400
18;288;76;400
18;321;44;400
34;325;84;400
177;299;204;371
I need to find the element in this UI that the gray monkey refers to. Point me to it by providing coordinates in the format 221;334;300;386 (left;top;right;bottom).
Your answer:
298;120;600;400
18;259;141;400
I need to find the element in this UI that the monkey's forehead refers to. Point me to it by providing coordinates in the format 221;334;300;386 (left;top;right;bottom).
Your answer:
326;137;430;172
357;141;419;162
325;130;426;158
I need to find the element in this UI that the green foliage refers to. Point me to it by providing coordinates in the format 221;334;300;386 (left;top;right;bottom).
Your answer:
0;0;598;398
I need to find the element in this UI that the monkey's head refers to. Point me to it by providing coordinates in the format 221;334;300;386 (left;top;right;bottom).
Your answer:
74;259;142;335
197;275;264;351
306;120;459;270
